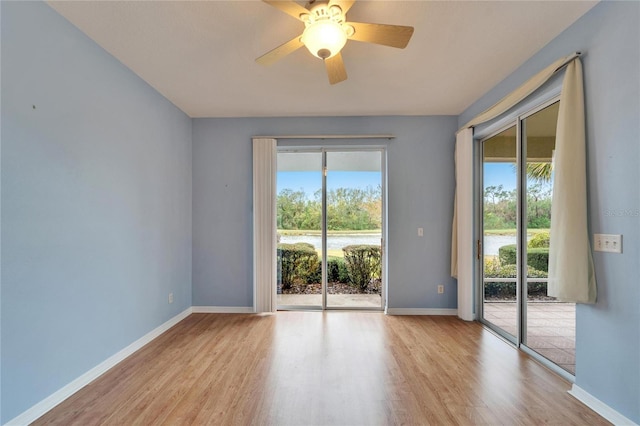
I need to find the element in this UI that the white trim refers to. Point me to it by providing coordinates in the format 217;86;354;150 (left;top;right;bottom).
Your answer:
5;308;193;426
568;385;638;426
191;306;255;314
386;308;458;316
254;134;395;140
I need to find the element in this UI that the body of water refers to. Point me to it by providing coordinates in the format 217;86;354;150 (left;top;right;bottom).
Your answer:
281;233;524;256
280;234;381;251
483;234;536;256
483;235;516;256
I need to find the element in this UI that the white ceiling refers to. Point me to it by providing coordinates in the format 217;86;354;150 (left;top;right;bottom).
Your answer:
47;1;597;118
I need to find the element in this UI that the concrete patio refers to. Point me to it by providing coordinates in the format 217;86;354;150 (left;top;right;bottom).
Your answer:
484;301;576;374
277;293;382;308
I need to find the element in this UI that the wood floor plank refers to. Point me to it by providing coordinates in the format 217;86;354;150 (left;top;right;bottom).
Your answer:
32;313;609;426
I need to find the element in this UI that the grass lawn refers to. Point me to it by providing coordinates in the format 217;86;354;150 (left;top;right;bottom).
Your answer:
318;249;345;258
484;228;549;236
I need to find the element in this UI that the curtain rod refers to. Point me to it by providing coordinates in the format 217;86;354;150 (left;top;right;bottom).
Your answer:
460;51;582;131
554;51;581;73
253;134;395;140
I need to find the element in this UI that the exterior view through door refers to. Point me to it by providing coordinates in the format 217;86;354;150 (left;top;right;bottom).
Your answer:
480;100;576;375
276;149;385;310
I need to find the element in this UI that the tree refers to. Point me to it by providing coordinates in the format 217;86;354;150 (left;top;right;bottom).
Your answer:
484;185;499;212
277;186;382;231
277;189;308;229
527;183;551;228
527;162;553;183
512;161;553;183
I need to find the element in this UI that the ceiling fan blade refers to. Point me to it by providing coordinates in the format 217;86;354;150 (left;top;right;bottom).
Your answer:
256;36;304;66
347;22;414;49
263;0;310;21
325;53;347;85
329;0;356;15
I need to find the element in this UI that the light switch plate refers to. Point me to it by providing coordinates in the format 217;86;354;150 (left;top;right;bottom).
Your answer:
594;234;622;253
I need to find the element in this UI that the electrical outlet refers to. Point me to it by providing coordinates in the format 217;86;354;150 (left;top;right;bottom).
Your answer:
438;285;444;294
418;227;424;237
594;234;622;253
168;293;174;304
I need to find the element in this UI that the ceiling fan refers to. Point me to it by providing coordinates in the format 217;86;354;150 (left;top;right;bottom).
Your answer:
256;0;414;85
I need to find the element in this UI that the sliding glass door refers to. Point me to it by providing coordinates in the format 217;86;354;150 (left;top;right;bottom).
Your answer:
276;151;323;308
277;148;385;311
481;124;519;341
521;102;576;375
479;100;576;376
325;151;383;308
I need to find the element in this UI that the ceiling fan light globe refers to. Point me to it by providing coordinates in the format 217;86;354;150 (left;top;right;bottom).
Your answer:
301;20;347;60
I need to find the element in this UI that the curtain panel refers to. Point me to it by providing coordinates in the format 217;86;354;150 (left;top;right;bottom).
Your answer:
548;59;597;303
453;128;474;320
451;53;594;320
253;138;278;313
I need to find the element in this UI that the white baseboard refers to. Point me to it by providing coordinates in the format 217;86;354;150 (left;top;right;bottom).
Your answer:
192;306;254;314
569;384;637;425
5;307;193;426
386;308;458;316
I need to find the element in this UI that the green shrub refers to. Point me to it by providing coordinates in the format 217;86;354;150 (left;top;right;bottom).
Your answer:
528;217;550;229
484;258;548;297
343;245;381;291
483;212;514;230
327;257;350;283
528;232;550;248
277;243;319;289
498;244;517;265
307;257;350;284
527;248;549;272
306;262;322;284
498;244;549;272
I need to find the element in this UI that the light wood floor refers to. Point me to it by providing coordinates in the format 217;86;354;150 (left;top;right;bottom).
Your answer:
34;313;608;425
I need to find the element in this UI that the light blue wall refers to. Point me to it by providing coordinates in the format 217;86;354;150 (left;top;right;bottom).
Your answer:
460;2;640;422
192;117;458;309
1;2;193;422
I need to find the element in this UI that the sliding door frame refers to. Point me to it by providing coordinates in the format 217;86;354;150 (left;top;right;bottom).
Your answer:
477;122;520;345
476;94;575;381
276;146;387;312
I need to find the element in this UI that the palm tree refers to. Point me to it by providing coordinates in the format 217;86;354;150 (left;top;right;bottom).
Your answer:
511;162;553;183
526;162;553;183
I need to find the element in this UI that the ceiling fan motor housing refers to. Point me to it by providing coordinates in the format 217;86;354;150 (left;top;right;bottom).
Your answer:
301;2;351;59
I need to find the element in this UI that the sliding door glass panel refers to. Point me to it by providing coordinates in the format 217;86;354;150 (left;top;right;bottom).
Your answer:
325;151;383;309
277;151;323;308
522;102;576;374
482;125;518;340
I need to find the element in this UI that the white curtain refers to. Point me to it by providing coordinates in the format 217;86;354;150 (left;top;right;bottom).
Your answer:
462;54;575;129
453;128;474;320
451;52;589;319
548;59;597;303
252;138;278;313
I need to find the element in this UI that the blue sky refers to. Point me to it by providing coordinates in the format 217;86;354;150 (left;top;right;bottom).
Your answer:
484;162;553;192
279;164;546;196
484;163;517;191
277;171;381;197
